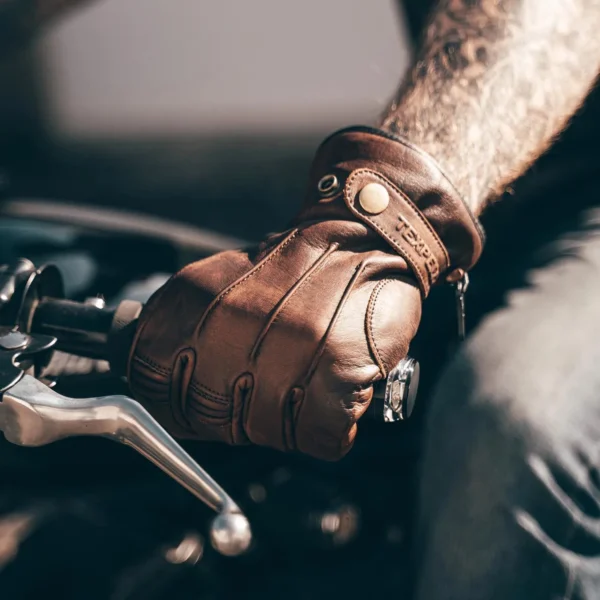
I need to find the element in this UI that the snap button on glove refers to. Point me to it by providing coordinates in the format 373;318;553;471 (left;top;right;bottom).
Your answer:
127;126;484;461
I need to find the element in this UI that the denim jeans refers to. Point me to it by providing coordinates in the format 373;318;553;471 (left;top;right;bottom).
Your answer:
414;150;600;599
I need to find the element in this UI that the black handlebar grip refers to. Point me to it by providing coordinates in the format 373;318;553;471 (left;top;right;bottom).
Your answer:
31;298;142;371
31;298;114;359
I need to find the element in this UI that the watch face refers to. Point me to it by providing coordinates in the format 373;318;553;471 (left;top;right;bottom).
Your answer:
368;357;421;423
402;359;419;420
375;357;419;423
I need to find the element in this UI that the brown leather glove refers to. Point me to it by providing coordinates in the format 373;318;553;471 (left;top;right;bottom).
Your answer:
127;127;484;461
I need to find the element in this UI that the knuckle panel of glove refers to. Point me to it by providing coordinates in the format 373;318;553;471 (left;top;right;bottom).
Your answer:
291;279;378;460
190;234;328;442
365;277;421;377
128;355;198;439
244;250;366;450
129;357;170;401
133;250;251;372
294;377;368;460
294;276;420;460
130;250;253;443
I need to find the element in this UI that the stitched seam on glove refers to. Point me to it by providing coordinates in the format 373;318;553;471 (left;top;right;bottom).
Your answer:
193;228;300;338
188;380;230;404
344;170;448;296
322;125;485;246
343;183;428;293
303;259;369;386
349;169;450;267
250;241;339;361
365;279;392;379
187;400;231;424
128;372;170;404
132;354;171;377
361;215;427;295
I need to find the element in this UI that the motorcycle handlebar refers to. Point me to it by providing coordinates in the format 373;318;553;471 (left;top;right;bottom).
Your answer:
30;297;418;422
30;297;141;373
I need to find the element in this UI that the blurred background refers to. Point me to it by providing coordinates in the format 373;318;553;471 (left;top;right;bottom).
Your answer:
3;2;600;598
0;5;422;599
0;0;410;241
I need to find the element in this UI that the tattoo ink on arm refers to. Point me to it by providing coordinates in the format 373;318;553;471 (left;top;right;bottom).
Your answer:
380;0;600;213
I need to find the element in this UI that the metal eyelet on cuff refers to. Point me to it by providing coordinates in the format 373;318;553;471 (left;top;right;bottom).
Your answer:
317;174;340;199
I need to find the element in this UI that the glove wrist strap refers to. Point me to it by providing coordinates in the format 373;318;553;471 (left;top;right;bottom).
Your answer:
298;126;485;296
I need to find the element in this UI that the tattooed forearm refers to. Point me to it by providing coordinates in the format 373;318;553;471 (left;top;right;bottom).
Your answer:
379;0;600;213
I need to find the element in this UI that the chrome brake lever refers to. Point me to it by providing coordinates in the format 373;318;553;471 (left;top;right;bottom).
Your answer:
0;372;252;557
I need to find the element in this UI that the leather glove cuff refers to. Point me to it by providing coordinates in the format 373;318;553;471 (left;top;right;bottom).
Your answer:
294;126;485;296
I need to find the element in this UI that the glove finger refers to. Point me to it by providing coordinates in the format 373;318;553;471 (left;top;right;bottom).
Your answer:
244;251;364;451
128;249;254;441
176;229;326;443
365;276;421;378
131;249;254;387
292;276;420;460
191;228;320;397
290;276;377;460
293;386;372;460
